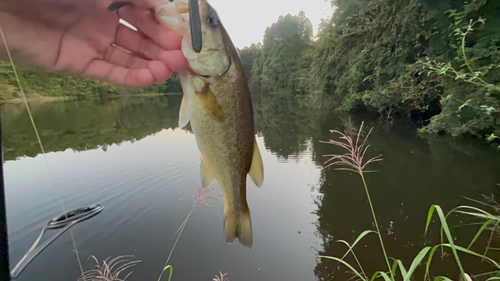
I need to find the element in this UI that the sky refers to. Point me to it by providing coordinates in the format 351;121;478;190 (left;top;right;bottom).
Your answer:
200;0;333;48
121;0;333;48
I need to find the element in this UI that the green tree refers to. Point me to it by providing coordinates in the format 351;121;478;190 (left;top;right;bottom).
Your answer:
303;0;499;139
238;43;262;80
0;62;182;100
250;11;313;94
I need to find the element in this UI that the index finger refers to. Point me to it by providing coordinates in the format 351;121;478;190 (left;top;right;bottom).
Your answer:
118;6;183;50
110;0;168;10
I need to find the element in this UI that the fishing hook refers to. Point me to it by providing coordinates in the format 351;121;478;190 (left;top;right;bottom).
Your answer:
107;0;203;53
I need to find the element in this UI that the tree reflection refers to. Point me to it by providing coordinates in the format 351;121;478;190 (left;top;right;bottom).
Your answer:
1;95;183;161
252;89;326;160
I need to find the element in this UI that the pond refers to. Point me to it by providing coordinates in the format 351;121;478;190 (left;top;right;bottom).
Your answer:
2;94;500;281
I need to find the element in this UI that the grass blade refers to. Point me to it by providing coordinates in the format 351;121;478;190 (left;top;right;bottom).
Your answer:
336;240;368;280
369;271;391;281
395;259;408;279
339;230;378;259
405;247;431;281
467;220;493;249
158;265;173;281
441;244;500;269
425;205;466;279
434;277;453;281
424;245;442;281
319;255;367;281
455;210;497;220
390;259;398;278
474;270;500;278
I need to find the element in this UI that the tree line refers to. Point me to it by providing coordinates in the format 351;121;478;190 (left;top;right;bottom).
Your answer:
239;0;499;141
0;60;182;100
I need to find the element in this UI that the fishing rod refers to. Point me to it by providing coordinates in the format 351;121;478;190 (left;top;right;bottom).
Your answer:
10;204;104;279
0;105;10;281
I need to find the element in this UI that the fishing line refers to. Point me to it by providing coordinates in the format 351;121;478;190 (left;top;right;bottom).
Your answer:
0;25;86;280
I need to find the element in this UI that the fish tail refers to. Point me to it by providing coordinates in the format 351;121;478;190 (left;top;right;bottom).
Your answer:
224;208;252;248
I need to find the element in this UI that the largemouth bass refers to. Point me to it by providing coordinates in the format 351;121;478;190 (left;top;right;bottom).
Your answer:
155;0;264;247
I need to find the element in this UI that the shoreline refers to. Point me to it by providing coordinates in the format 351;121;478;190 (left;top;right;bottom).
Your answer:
0;92;182;104
0;96;77;104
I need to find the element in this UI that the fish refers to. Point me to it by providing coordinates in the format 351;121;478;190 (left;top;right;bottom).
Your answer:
154;0;264;247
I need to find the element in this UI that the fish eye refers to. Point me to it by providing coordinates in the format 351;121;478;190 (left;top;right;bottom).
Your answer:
207;14;219;28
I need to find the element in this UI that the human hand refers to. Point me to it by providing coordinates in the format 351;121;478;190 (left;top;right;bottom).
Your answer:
0;0;187;87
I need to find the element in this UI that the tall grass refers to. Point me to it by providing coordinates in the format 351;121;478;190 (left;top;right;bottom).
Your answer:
77;255;140;281
213;272;229;281
320;121;500;281
78;187;225;281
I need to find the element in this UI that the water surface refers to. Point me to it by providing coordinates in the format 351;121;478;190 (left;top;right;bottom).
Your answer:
2;94;500;281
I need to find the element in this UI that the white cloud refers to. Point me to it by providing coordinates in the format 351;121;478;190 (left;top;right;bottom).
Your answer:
208;0;333;48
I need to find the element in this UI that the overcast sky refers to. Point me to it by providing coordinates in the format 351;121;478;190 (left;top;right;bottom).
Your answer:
207;0;334;48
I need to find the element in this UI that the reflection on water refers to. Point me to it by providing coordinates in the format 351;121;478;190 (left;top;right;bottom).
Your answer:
2;94;500;280
1;95;182;161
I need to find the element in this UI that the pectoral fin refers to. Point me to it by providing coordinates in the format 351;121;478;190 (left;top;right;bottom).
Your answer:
201;157;215;188
178;95;190;128
248;140;264;187
197;83;225;123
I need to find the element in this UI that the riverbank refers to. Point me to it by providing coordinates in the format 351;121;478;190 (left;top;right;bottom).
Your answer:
0;94;77;104
0;92;182;104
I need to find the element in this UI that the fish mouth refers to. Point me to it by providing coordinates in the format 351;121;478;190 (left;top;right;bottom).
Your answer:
186;48;231;78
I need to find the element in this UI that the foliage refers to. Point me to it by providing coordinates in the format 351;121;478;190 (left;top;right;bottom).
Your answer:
419;16;500;138
0;61;182;100
303;0;500;139
237;43;262;80
249;12;313;95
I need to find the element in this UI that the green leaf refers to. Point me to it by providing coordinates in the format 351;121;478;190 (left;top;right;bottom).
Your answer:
487;134;499;142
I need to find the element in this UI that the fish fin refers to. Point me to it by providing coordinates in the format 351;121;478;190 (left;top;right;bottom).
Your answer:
178;95;190;128
248;140;264;187
201;158;215;188
224;209;252;248
197;84;225;123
